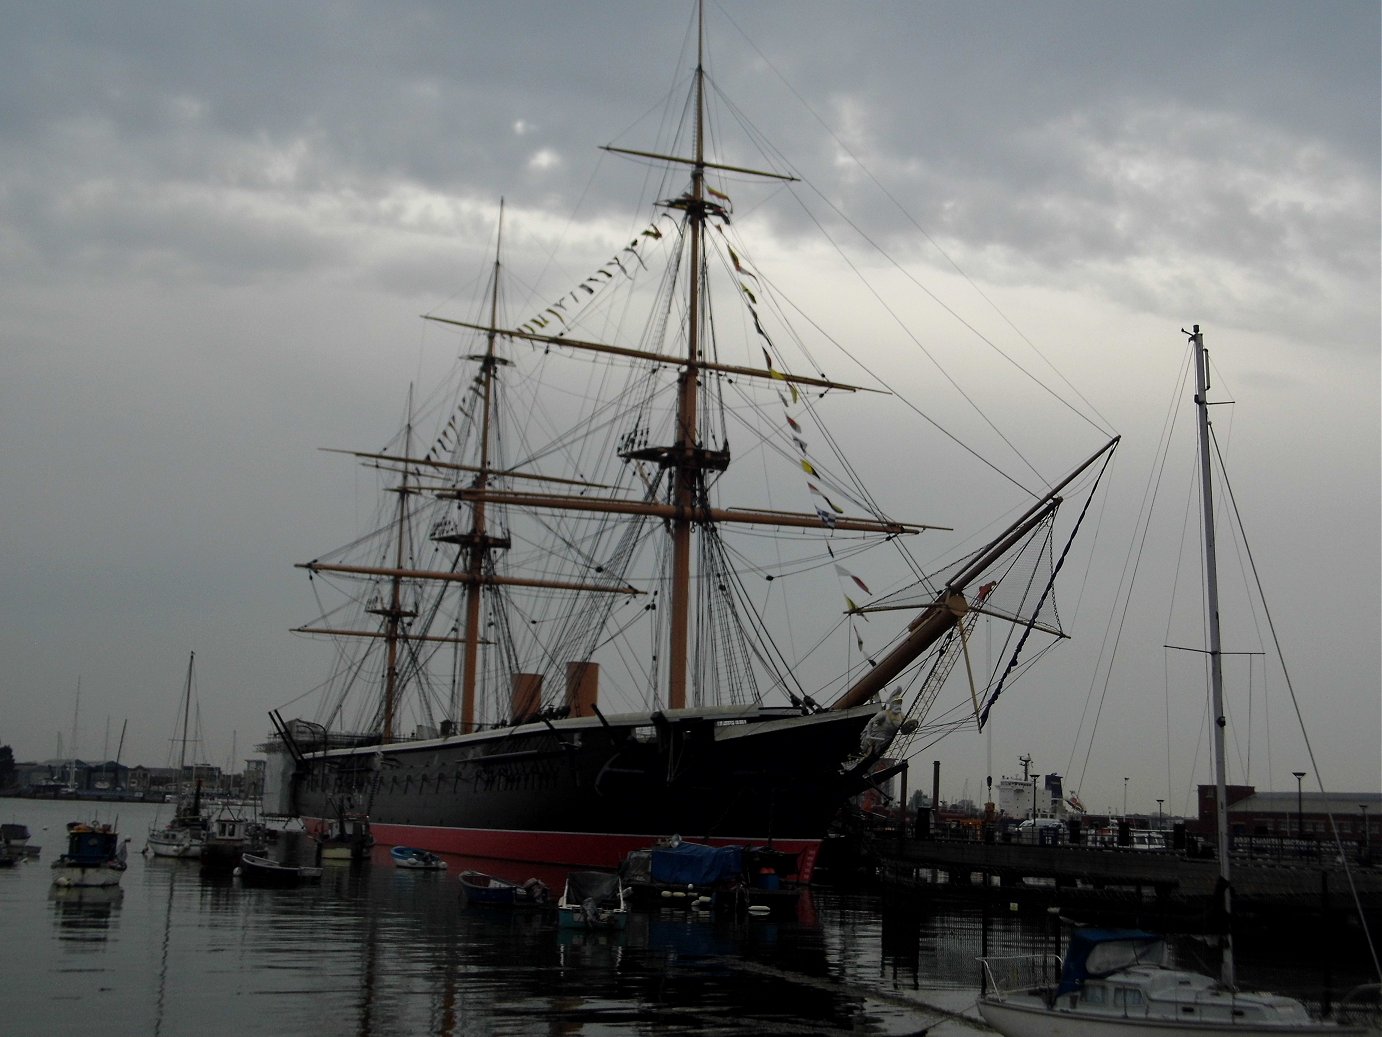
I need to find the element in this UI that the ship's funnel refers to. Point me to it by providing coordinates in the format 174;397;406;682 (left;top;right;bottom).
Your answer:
511;673;543;724
565;661;598;718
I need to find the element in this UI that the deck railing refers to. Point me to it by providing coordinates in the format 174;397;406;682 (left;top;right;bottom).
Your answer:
977;952;1062;1001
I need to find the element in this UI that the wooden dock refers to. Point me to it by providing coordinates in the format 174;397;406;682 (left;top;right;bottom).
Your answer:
874;838;1382;933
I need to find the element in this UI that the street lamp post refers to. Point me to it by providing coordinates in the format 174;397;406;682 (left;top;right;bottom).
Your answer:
1157;799;1164;830
1123;777;1129;818
1293;771;1306;844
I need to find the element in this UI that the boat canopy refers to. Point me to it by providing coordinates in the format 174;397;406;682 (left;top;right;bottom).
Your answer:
649;842;744;886
1056;929;1168;996
565;871;623;904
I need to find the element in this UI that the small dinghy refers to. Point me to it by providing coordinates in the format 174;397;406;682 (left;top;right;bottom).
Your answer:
459;870;549;907
557;871;629;930
237;853;323;887
390;846;447;870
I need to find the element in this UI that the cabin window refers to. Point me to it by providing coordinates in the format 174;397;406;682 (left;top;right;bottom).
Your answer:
1113;987;1144;1010
1082;984;1106;1006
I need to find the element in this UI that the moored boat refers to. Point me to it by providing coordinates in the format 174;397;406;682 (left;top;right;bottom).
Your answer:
391;845;447;870
200;802;268;875
145;653;211;859
316;810;373;862
0;822;31;866
978;928;1364;1037
557;871;629;931
51;821;128;888
237;853;322;887
620;837;799;916
977;329;1371;1037
458;869;549;906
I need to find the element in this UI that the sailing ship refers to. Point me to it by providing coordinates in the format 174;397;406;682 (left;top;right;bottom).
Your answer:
146;652;210;859
262;3;1116;878
977;328;1370;1036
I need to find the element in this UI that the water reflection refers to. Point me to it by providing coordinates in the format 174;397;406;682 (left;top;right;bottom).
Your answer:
48;883;123;940
14;801;1369;1037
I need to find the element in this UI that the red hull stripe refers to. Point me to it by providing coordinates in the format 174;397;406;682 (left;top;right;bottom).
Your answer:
303;818;821;883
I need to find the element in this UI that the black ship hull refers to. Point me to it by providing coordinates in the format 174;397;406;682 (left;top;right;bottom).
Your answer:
282;702;884;882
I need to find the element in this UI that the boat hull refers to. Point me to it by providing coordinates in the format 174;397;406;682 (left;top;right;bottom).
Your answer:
51;863;124;888
459;871;519;904
283;703;881;882
978;997;1365;1037
392;847;447;870
146;827;205;859
238;854;322;887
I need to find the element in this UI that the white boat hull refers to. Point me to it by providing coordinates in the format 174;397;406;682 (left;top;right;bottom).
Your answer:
979;995;1364;1037
51;863;124;888
146;829;204;859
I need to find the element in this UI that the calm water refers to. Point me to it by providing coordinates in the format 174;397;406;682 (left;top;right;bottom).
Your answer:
3;800;1372;1036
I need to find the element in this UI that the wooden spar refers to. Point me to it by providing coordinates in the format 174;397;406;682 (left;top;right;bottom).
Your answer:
291;626;486;646
297;561;641;595
849;601;1065;639
319;447;610;490
435;485;928;536
829;436;1118;712
600;144;799;182
421;315;883;395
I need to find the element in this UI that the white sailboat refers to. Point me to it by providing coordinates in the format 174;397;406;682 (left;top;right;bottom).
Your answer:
145;652;209;859
977;327;1371;1036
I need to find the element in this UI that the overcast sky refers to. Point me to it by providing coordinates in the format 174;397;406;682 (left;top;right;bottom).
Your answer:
2;1;1377;816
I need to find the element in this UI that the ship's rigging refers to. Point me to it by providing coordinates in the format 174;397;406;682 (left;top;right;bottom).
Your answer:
289;3;1116;765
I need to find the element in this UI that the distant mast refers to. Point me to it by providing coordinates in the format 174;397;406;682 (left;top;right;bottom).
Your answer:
176;652;194;797
67;676;81;792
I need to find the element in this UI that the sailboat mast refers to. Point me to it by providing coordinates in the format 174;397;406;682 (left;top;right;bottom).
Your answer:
68;676;81;790
667;6;708;710
1191;324;1235;989
458;202;507;733
177;652;194;794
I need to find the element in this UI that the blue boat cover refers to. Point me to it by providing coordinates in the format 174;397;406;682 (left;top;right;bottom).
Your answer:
649;842;743;886
1055;928;1167;996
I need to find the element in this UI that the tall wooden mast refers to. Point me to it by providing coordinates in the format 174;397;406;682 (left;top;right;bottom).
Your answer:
456;202;510;733
666;10;709;709
375;393;417;741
